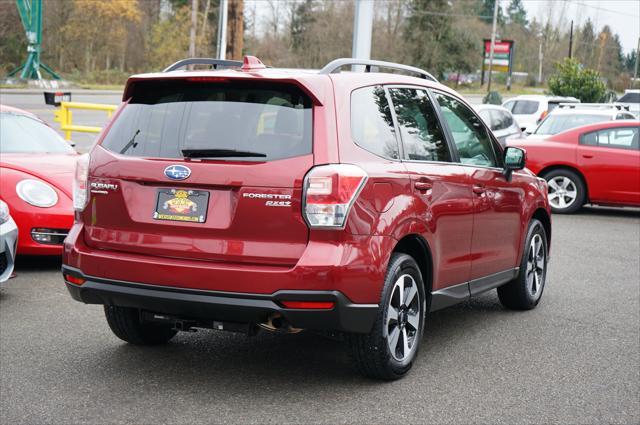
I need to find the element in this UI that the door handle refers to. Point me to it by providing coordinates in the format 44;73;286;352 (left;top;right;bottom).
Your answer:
414;180;432;191
472;185;486;195
582;154;594;159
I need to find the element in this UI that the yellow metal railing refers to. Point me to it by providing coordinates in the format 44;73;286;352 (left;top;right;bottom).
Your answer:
54;101;118;141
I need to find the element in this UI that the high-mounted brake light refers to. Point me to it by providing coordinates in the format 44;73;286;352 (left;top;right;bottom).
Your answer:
186;77;230;83
303;164;367;229
73;153;90;211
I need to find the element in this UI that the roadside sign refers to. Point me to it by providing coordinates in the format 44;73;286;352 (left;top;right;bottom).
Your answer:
481;39;515;89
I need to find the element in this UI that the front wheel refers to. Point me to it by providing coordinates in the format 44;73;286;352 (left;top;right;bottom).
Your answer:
498;219;548;310
347;253;426;380
542;169;586;214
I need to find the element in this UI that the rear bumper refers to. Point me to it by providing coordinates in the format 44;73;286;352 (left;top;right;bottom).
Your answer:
63;223;396;304
62;265;378;333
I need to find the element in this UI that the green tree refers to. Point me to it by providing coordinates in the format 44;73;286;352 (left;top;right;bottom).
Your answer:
476;0;504;25
405;0;476;76
506;0;528;26
290;0;316;51
548;58;606;102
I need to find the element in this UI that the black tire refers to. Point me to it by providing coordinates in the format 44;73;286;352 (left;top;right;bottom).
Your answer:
498;219;548;310
541;168;586;214
347;253;427;380
104;306;177;345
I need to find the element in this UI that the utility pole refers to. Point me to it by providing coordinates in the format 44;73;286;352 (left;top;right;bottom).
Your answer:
538;39;543;84
189;0;198;58
226;0;244;60
216;0;228;60
634;36;639;81
352;0;374;71
568;20;573;58
486;0;499;93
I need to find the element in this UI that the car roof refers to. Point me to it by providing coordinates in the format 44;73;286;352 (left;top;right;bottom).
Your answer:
547;108;623;117
505;95;580;102
0;104;39;119
124;67;451;106
473;104;510;112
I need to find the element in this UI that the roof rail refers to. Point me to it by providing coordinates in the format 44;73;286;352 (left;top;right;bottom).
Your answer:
163;58;243;72
319;58;438;82
558;102;630;111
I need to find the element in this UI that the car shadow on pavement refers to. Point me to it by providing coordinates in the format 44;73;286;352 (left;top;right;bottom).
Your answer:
79;293;514;388
14;255;62;271
578;205;640;218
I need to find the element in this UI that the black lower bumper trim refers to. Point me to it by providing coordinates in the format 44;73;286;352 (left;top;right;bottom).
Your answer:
62;265;378;334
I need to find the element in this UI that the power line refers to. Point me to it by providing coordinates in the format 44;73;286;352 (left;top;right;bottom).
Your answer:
573;1;639;18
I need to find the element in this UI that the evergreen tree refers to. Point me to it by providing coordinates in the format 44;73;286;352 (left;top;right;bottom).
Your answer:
404;0;475;76
507;0;528;26
476;0;505;25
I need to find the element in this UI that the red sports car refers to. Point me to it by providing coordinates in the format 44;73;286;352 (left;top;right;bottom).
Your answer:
0;105;77;255
508;120;640;213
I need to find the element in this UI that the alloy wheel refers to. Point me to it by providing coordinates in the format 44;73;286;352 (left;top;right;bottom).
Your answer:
547;176;577;210
386;274;421;362
526;233;546;301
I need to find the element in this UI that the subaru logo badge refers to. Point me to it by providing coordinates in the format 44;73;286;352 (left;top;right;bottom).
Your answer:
164;165;191;180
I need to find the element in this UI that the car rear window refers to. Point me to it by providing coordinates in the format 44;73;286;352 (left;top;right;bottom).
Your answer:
619;92;640;103
101;80;313;161
511;100;539;115
534;114;609;135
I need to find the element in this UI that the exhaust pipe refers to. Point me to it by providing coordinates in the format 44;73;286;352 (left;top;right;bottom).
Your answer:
258;313;303;334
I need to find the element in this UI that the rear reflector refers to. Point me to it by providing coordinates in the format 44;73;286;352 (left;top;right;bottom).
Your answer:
64;274;86;285
280;301;335;310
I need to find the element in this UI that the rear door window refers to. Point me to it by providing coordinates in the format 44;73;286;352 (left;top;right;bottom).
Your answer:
581;127;639;150
388;88;451;162
101;80;313;161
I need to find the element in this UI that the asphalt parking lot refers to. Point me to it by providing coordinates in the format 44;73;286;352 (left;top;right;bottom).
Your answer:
1;208;638;424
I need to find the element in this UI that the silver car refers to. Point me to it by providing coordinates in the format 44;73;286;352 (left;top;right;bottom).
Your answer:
0;200;18;284
474;104;523;147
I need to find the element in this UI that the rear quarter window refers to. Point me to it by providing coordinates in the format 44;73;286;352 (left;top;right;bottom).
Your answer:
101;80;313;161
351;86;400;159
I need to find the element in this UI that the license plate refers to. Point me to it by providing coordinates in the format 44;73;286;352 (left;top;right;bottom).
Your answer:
153;189;209;223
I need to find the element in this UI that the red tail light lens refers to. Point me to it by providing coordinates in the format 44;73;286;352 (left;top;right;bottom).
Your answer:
538;110;548;123
303;164;367;228
64;274;86;285
281;301;335;309
73;153;90;211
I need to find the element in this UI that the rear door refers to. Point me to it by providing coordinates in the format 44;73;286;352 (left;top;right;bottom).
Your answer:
578;125;640;205
85;79;315;266
387;87;474;291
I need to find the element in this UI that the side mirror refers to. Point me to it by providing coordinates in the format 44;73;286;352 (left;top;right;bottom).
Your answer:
503;146;526;181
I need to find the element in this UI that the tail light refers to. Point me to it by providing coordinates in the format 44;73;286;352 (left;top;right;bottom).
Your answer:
303;164;367;229
73;153;90;211
538;110;548;123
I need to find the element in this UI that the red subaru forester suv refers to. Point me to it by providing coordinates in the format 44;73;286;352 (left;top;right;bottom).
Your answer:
63;56;551;380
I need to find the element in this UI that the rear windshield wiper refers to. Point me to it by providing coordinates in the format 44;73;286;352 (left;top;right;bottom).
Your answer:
120;129;141;154
181;148;267;158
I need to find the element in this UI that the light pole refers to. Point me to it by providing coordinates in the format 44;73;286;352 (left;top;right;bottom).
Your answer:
486;0;500;93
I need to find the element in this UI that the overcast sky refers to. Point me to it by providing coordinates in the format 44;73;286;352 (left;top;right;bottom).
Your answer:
522;0;639;53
